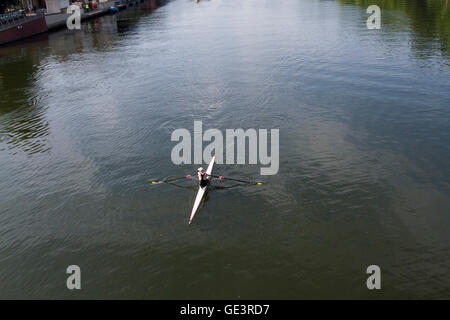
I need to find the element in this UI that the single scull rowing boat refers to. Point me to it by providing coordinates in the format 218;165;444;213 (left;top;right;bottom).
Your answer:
189;155;215;224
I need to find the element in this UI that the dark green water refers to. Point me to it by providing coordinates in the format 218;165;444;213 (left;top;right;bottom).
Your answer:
0;0;449;299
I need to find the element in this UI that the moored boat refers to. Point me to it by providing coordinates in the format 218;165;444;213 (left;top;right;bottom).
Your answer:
0;10;48;46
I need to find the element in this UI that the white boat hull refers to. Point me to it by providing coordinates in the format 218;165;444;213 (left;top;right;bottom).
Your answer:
189;156;215;224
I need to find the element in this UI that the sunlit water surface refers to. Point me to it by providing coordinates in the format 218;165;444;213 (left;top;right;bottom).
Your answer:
0;0;449;298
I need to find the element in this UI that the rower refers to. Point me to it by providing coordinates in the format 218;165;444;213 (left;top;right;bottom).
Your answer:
197;167;208;188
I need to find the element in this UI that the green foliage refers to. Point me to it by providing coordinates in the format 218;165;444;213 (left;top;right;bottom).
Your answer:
338;0;449;56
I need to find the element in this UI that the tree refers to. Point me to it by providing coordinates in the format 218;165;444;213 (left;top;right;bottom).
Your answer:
0;0;22;14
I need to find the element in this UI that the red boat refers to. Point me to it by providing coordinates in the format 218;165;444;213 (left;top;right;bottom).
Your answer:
0;10;48;46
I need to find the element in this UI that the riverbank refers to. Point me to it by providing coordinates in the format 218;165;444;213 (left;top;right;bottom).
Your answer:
0;0;152;46
45;0;124;31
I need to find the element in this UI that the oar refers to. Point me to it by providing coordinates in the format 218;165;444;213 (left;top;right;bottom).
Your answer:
211;175;263;185
149;175;193;184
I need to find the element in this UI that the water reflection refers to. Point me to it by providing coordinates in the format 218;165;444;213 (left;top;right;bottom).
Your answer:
0;0;168;156
0;46;50;154
339;0;450;58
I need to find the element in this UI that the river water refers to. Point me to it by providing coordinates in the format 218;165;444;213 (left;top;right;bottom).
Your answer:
0;0;449;299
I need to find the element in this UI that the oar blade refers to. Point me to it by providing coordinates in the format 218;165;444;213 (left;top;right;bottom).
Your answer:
149;174;194;184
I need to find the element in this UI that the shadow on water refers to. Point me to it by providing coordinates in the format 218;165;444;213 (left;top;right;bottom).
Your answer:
0;0;170;156
0;49;50;154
